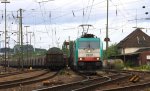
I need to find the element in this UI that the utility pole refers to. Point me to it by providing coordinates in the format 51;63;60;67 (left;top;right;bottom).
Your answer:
28;32;32;45
24;26;29;63
33;32;35;52
104;0;110;51
1;0;10;72
18;9;23;71
28;32;32;58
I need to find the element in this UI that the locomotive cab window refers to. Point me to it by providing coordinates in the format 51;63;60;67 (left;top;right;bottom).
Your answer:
79;41;100;49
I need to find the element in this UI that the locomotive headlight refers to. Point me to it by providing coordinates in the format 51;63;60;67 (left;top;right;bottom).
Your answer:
79;58;82;60
88;50;91;53
97;57;100;60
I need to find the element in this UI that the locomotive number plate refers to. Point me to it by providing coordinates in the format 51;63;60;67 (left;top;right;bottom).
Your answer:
86;54;93;57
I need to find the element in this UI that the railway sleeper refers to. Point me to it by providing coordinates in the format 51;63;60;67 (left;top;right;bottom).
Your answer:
42;80;64;86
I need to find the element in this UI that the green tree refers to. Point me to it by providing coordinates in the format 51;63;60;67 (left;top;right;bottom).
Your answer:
62;41;74;58
103;43;120;59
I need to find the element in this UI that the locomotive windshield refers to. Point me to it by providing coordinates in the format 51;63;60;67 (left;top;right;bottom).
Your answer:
79;41;99;49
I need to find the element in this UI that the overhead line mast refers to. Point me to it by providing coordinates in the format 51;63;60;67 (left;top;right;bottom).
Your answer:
1;0;10;72
18;9;23;71
104;0;110;50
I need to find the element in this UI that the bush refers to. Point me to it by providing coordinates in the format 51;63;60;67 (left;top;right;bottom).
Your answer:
104;59;125;70
124;60;135;67
113;59;124;70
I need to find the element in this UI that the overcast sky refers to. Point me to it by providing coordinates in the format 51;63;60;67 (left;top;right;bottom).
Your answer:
0;0;150;50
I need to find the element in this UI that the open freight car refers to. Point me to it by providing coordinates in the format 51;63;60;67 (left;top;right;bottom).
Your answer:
46;47;66;70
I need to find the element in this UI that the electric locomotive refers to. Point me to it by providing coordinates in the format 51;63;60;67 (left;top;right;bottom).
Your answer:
69;24;103;70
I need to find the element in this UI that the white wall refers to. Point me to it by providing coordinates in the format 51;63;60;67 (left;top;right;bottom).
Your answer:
124;48;140;54
120;47;150;54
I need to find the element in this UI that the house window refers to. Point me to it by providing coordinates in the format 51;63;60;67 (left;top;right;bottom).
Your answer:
146;55;150;59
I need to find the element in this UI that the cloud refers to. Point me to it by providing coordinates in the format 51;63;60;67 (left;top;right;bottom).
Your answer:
0;0;150;49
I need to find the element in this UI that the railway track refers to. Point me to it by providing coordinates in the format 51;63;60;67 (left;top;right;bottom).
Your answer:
95;70;150;91
90;69;150;91
0;69;41;78
0;70;60;89
72;73;130;91
73;70;96;79
103;69;150;74
102;81;150;91
33;73;129;91
3;69;147;91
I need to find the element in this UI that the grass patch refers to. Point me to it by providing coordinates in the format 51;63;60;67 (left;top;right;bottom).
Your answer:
124;64;150;71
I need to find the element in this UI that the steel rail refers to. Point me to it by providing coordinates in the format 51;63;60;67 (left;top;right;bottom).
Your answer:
32;74;122;91
102;81;150;91
0;70;49;86
0;69;41;78
72;74;131;91
0;70;58;89
103;69;150;74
